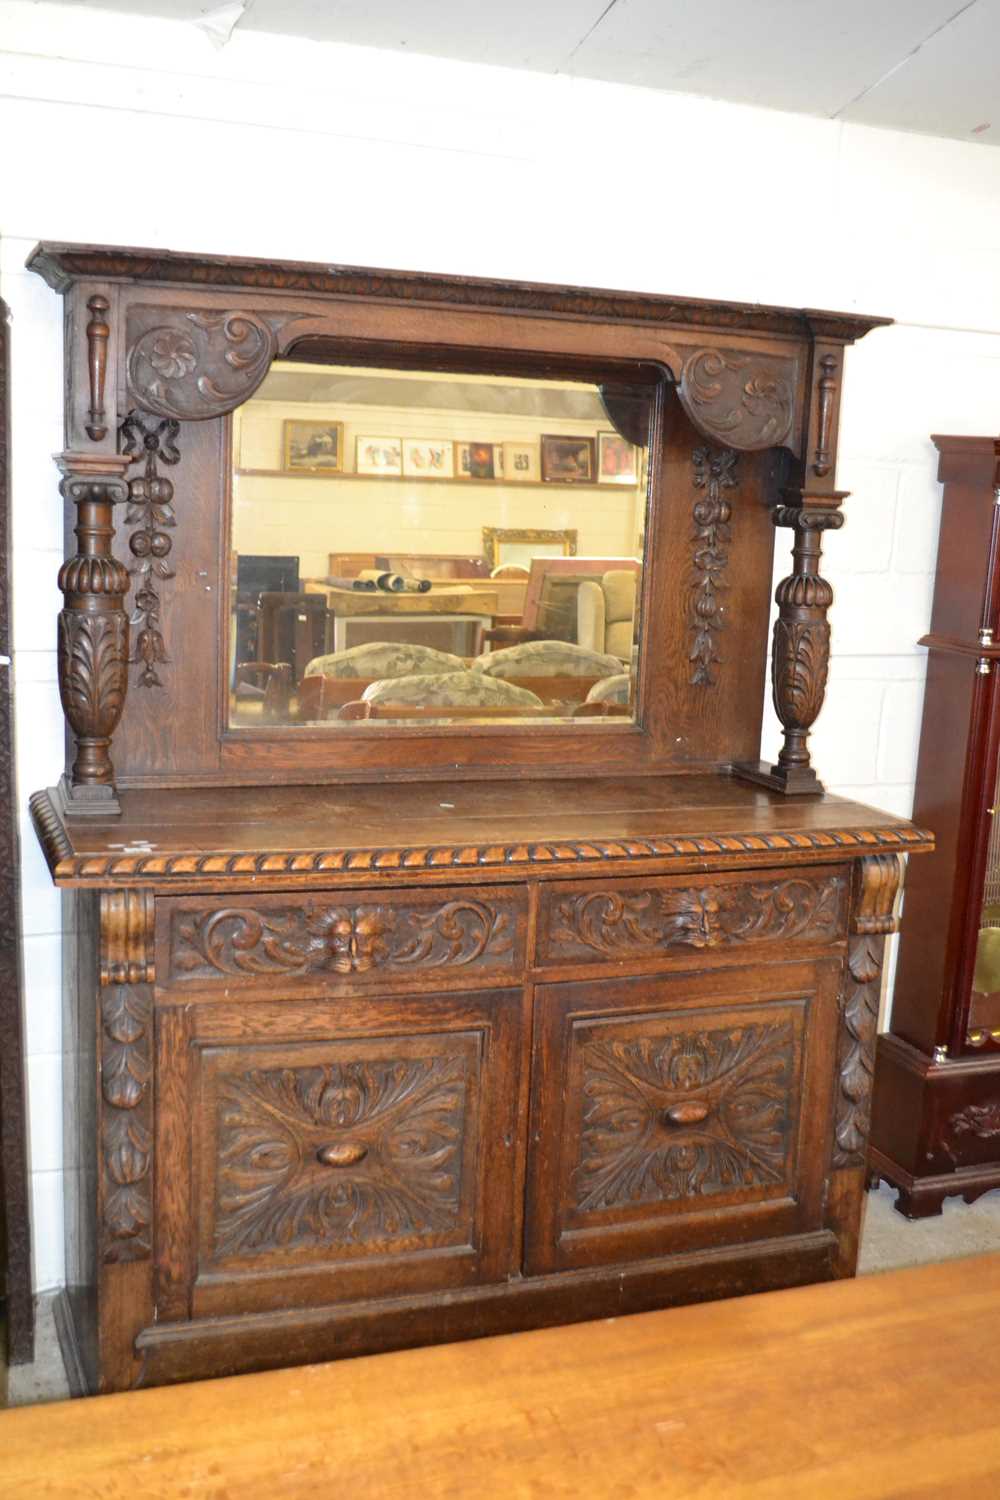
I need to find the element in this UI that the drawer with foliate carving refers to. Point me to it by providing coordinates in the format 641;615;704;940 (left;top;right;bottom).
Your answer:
535;865;850;969
157;884;528;992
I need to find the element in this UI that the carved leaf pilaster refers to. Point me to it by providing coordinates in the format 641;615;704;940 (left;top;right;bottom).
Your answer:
100;984;153;1261
833;854;901;1168
689;446;736;686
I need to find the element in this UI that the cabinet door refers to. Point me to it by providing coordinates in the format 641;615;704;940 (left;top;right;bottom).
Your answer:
154;987;523;1320
524;959;841;1275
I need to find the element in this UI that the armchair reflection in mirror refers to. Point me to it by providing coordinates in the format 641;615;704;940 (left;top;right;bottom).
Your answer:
230;363;649;727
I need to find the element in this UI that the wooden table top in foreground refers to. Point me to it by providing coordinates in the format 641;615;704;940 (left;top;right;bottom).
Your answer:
4;1255;999;1499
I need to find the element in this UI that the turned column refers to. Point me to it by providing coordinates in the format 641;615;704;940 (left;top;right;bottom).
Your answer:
56;452;132;815
735;333;851;796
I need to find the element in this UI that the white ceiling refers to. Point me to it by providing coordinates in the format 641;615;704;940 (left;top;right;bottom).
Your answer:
57;0;1000;145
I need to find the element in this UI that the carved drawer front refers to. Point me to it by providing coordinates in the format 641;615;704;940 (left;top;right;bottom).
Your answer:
154;987;522;1319
536;866;849;969
157;883;527;992
524;958;842;1276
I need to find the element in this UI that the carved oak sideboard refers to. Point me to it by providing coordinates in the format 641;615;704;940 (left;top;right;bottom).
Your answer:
25;243;932;1392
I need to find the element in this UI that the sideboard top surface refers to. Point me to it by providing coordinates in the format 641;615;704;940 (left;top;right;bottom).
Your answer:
30;773;933;890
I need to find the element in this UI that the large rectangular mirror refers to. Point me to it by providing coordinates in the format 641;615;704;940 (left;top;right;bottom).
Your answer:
228;361;653;729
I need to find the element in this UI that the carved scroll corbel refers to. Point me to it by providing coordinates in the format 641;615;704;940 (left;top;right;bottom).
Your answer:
56;453;132;815
125;306;307;420
833;854;902;1168
100;889;155;985
678;347;794;451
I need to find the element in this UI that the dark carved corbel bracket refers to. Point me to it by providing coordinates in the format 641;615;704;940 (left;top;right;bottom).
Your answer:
100;889;155;986
833;854;902;1168
677;347;794;452
734;495;846;795
125;306;306;420
56;452;132;816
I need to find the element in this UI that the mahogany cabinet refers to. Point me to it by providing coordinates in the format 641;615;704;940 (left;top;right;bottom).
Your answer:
25;242;932;1391
869;435;1000;1216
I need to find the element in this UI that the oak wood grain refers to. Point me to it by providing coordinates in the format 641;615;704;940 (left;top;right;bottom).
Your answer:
5;1255;1000;1499
30;773;933;891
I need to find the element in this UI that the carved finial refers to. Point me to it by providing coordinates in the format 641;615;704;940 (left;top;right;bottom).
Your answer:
85;294;111;442
813;354;839;477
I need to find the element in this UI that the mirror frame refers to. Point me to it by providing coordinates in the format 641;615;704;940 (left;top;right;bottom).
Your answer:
28;242;888;802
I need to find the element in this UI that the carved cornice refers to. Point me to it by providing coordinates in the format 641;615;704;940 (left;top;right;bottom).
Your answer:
27;242;892;344
99;889;155;985
29;788;935;887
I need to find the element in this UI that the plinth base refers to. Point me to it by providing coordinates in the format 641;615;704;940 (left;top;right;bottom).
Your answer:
732;759;825;796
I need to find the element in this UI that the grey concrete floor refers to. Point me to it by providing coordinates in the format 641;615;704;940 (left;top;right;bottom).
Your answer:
5;1187;1000;1406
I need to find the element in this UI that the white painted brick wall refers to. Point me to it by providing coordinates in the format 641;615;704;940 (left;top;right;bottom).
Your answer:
3;0;1000;1288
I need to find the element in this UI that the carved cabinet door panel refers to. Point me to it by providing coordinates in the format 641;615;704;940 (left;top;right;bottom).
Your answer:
523;958;842;1276
154;986;523;1320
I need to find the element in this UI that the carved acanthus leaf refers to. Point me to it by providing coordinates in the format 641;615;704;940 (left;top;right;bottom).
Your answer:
772;619;830;732
547;874;845;962
574;1021;796;1212
213;1055;470;1258
100;985;153;1261
170;897;514;980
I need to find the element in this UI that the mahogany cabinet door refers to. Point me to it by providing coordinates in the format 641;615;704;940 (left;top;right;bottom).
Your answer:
524;958;842;1275
154;987;524;1320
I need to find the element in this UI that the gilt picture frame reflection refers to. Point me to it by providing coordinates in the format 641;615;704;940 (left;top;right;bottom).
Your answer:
402;439;455;478
283;420;344;474
356;436;403;476
540;435;595;484
597;430;639;486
